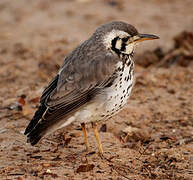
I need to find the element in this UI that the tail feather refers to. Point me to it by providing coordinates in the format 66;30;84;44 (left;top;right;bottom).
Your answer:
27;133;42;146
25;98;87;145
24;75;59;145
24;104;47;135
26;120;49;145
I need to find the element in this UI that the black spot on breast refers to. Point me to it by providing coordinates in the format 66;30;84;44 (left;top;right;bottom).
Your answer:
129;63;134;74
117;67;121;71
127;60;131;66
125;75;130;81
127;84;132;92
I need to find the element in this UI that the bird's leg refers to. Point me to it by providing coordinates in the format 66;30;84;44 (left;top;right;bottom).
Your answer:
81;123;90;152
92;122;104;156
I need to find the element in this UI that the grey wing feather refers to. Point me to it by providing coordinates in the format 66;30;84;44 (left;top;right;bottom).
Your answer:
49;53;118;107
25;52;119;145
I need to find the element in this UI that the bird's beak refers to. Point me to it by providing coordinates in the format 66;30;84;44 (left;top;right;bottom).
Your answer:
134;34;159;43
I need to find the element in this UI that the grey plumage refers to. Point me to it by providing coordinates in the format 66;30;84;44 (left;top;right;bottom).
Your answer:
24;21;159;146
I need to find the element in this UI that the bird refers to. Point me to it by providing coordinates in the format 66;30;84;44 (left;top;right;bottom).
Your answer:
24;21;159;155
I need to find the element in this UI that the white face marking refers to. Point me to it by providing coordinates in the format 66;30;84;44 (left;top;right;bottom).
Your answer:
103;29;138;55
103;30;129;49
125;42;136;54
115;39;122;50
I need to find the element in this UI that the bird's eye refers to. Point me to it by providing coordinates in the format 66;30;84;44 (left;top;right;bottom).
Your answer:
122;37;129;42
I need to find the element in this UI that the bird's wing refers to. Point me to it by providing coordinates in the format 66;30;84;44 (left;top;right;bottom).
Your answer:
48;53;118;108
25;52;119;145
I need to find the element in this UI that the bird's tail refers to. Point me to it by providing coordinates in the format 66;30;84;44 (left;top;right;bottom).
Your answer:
26;121;47;146
24;75;59;145
24;104;47;145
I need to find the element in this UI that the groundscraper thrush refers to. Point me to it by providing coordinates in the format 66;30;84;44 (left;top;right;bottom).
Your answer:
24;21;159;155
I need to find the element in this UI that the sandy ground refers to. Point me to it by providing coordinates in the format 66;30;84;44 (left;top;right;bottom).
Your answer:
0;0;193;179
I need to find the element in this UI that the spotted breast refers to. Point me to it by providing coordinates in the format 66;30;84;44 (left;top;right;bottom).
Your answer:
100;54;134;120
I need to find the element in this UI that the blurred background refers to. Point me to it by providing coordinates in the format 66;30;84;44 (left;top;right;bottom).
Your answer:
0;0;193;179
1;0;193;50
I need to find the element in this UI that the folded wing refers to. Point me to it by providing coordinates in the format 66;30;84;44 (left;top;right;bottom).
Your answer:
24;52;118;145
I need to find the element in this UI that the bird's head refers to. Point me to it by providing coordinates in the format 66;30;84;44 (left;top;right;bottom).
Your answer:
94;21;159;56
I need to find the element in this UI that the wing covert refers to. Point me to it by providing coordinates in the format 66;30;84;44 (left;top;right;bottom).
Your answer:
47;52;119;108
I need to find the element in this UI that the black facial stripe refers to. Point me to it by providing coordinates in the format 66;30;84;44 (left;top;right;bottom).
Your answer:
121;36;130;52
111;36;134;56
122;37;129;42
111;37;121;55
120;42;126;51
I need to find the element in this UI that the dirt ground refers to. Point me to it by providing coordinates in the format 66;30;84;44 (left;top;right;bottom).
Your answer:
0;0;193;179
